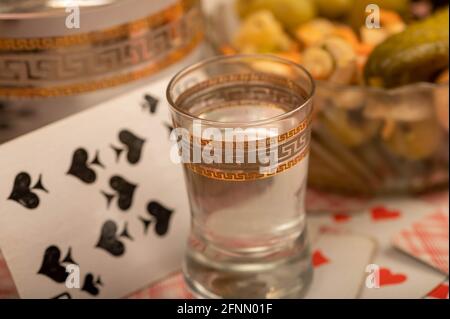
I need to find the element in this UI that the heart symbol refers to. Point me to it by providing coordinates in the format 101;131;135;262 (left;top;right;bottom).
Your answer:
379;267;407;286
312;250;330;268
427;283;449;299
333;213;351;223
67;148;96;184
96;220;125;256
371;206;401;221
8;172;40;209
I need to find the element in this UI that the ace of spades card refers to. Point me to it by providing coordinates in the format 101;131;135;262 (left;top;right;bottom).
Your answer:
0;72;191;298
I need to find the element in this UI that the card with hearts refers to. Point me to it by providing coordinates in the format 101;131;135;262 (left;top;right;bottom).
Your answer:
0;66;192;298
308;198;448;298
393;211;449;275
304;232;377;299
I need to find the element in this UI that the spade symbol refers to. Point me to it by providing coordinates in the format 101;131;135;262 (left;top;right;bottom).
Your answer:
109;175;137;211
142;94;159;114
95;220;125;257
8;172;40;209
37;246;69;283
81;273;100;296
118;130;145;165
146;201;174;236
67;148;97;184
110;129;145;164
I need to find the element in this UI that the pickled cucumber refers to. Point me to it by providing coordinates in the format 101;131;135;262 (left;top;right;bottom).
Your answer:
235;0;316;29
364;9;449;88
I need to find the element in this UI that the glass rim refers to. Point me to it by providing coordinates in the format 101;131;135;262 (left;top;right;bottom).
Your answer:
166;53;315;127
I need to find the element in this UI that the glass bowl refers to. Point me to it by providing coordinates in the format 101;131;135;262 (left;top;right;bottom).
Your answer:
203;0;449;197
309;81;449;196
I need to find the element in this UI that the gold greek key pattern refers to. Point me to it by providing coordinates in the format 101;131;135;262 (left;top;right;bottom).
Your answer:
175;72;307;110
0;0;193;51
277;130;309;163
181;112;312;147
182;124;311;181
184;147;309;182
0;0;203;98
277;115;312;142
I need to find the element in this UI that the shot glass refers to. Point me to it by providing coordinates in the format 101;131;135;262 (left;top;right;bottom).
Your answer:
167;54;315;298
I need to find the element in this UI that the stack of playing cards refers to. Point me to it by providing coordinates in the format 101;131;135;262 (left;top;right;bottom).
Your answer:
303;199;449;299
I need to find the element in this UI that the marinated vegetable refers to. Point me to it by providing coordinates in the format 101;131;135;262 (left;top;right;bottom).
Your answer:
233;10;293;53
319;108;380;147
384;119;442;160
365;9;449;88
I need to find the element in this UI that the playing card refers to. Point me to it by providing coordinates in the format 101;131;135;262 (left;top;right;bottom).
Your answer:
338;199;447;298
304;232;377;299
393;211;449;275
425;279;449;299
307;198;447;298
0;53;203;298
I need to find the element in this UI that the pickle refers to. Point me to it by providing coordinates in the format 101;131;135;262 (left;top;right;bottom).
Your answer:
302;47;334;79
385;118;442;160
235;0;316;29
364;9;449;88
